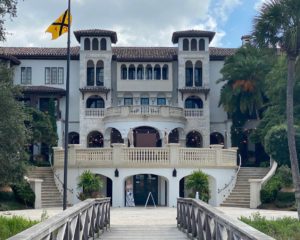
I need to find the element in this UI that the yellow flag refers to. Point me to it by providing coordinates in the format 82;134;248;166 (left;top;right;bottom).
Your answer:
46;10;72;40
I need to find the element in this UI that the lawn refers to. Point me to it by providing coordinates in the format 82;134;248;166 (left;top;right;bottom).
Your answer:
240;213;300;240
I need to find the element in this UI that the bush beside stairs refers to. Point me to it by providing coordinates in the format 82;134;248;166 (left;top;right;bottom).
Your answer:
221;167;270;208
28;167;63;208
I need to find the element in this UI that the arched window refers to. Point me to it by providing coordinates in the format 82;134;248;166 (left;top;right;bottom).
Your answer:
121;64;127;80
210;132;224;145
185;61;193;87
199;39;205;51
87;60;94;86
194;61;202;87
87;131;103;148
191;39;197;51
128;64;135;80
111;128;124;144
154;64;161;80
183;38;189;51
168;128;179;143
186;131;203;148
84;38;90;50
68;132;79;144
162;64;168;80
96;60;104;86
92;38;99;50
86;95;105;108
185;96;203;109
137;64;144;80
100;38;107;50
146;64;152;80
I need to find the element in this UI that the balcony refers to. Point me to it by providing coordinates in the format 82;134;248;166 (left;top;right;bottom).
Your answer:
53;144;237;169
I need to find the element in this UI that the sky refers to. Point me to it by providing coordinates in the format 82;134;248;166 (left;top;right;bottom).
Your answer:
1;0;267;48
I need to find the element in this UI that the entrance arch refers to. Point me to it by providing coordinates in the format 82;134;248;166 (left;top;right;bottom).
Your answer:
133;126;161;147
95;174;113;204
124;174;168;206
186;131;203;148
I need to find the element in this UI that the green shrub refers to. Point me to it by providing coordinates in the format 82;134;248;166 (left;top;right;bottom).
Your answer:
276;165;293;188
77;170;103;201
0;216;39;239
275;191;295;208
12;181;35;207
260;176;281;203
0;191;14;201
185;170;210;202
240;213;300;240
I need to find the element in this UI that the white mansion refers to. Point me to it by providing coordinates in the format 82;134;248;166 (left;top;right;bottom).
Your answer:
0;29;240;207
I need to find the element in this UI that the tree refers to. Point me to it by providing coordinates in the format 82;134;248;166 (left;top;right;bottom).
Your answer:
185;170;210;202
0;0;18;41
0;64;29;186
253;0;300;219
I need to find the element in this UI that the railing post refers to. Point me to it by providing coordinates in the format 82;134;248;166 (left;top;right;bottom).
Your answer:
68;144;80;167
249;179;262;209
167;143;180;167
210;144;224;166
27;178;43;209
112;143;126;166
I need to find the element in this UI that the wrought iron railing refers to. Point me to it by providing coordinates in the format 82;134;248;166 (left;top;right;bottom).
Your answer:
9;198;110;240
177;198;274;240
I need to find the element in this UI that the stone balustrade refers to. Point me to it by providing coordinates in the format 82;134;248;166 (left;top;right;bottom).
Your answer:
9;198;111;240
53;144;237;168
177;198;274;240
84;105;204;119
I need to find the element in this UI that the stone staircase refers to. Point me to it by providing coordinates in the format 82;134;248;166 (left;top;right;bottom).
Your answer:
221;167;270;208
28;167;63;208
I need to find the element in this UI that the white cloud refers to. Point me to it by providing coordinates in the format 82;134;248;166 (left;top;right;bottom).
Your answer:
214;0;242;22
254;0;267;11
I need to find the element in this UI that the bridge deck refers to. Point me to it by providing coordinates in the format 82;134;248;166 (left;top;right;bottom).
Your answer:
99;207;188;239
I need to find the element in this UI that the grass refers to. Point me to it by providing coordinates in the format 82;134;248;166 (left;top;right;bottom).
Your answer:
240;213;300;240
0;215;39;240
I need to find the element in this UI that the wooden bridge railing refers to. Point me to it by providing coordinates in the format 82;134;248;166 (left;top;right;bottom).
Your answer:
9;198;110;240
177;198;275;240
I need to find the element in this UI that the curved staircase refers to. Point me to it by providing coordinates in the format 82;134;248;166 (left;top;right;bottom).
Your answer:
221;167;270;208
28;167;63;208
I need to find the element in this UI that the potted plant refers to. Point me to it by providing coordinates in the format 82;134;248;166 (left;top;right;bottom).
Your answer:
185;170;210;202
77;170;103;201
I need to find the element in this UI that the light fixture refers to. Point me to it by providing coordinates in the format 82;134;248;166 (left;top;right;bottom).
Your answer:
115;169;119;177
172;168;177;177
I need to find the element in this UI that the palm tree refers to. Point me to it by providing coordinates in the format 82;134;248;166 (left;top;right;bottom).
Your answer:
253;0;300;219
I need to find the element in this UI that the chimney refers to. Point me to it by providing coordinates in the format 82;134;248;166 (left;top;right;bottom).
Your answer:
241;35;251;46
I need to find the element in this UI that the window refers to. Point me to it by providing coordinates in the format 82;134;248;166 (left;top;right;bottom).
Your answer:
124;98;133;106
21;67;32;84
146;64;152;80
141;98;149;105
154;64;161;80
157;98;166;105
191;39;197;51
92;38;99;50
128;64;135;80
86;96;105;108
199;39;205;51
185;96;203;109
137;65;144;80
45;67;64;84
100;38;107;50
86;60;94;86
121;65;127;79
185;61;193;87
183;39;189;51
84;38;90;50
96;60;104;86
162;64;168;80
195;61;202;87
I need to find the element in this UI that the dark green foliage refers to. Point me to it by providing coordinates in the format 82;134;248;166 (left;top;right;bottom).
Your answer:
185;170;210;202
240;213;300;240
0;216;39;239
260;176;281;203
0;65;29;186
276;165;293;188
12;180;35;207
77;170;103;200
275;191;295;208
264;125;300;167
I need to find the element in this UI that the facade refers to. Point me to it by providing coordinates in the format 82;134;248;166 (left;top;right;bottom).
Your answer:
0;29;238;207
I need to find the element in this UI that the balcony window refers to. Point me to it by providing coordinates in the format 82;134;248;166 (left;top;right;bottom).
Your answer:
86;96;105;108
86;60;95;86
185;96;203;109
194;61;202;87
87;131;103;148
141;98;149;105
96;60;104;86
21;67;32;84
124;98;133;106
185;61;193;87
157;98;166;105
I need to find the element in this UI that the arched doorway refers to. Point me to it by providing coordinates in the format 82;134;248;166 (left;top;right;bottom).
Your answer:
133;126;161;147
210;132;224;145
110;128;124;144
124;174;168;206
95;174;113;204
169;128;179;143
87;131;104;148
68;132;79;144
186;131;203;148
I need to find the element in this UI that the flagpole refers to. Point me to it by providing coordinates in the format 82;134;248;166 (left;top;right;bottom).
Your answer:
63;0;71;210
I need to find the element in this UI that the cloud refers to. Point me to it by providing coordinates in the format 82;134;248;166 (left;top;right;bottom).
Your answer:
214;0;242;22
254;0;267;11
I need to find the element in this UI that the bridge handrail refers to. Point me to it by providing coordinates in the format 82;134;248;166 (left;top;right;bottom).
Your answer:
177;198;274;240
8;198;111;240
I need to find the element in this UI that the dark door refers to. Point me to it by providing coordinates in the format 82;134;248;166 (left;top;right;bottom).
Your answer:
133;174;158;205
